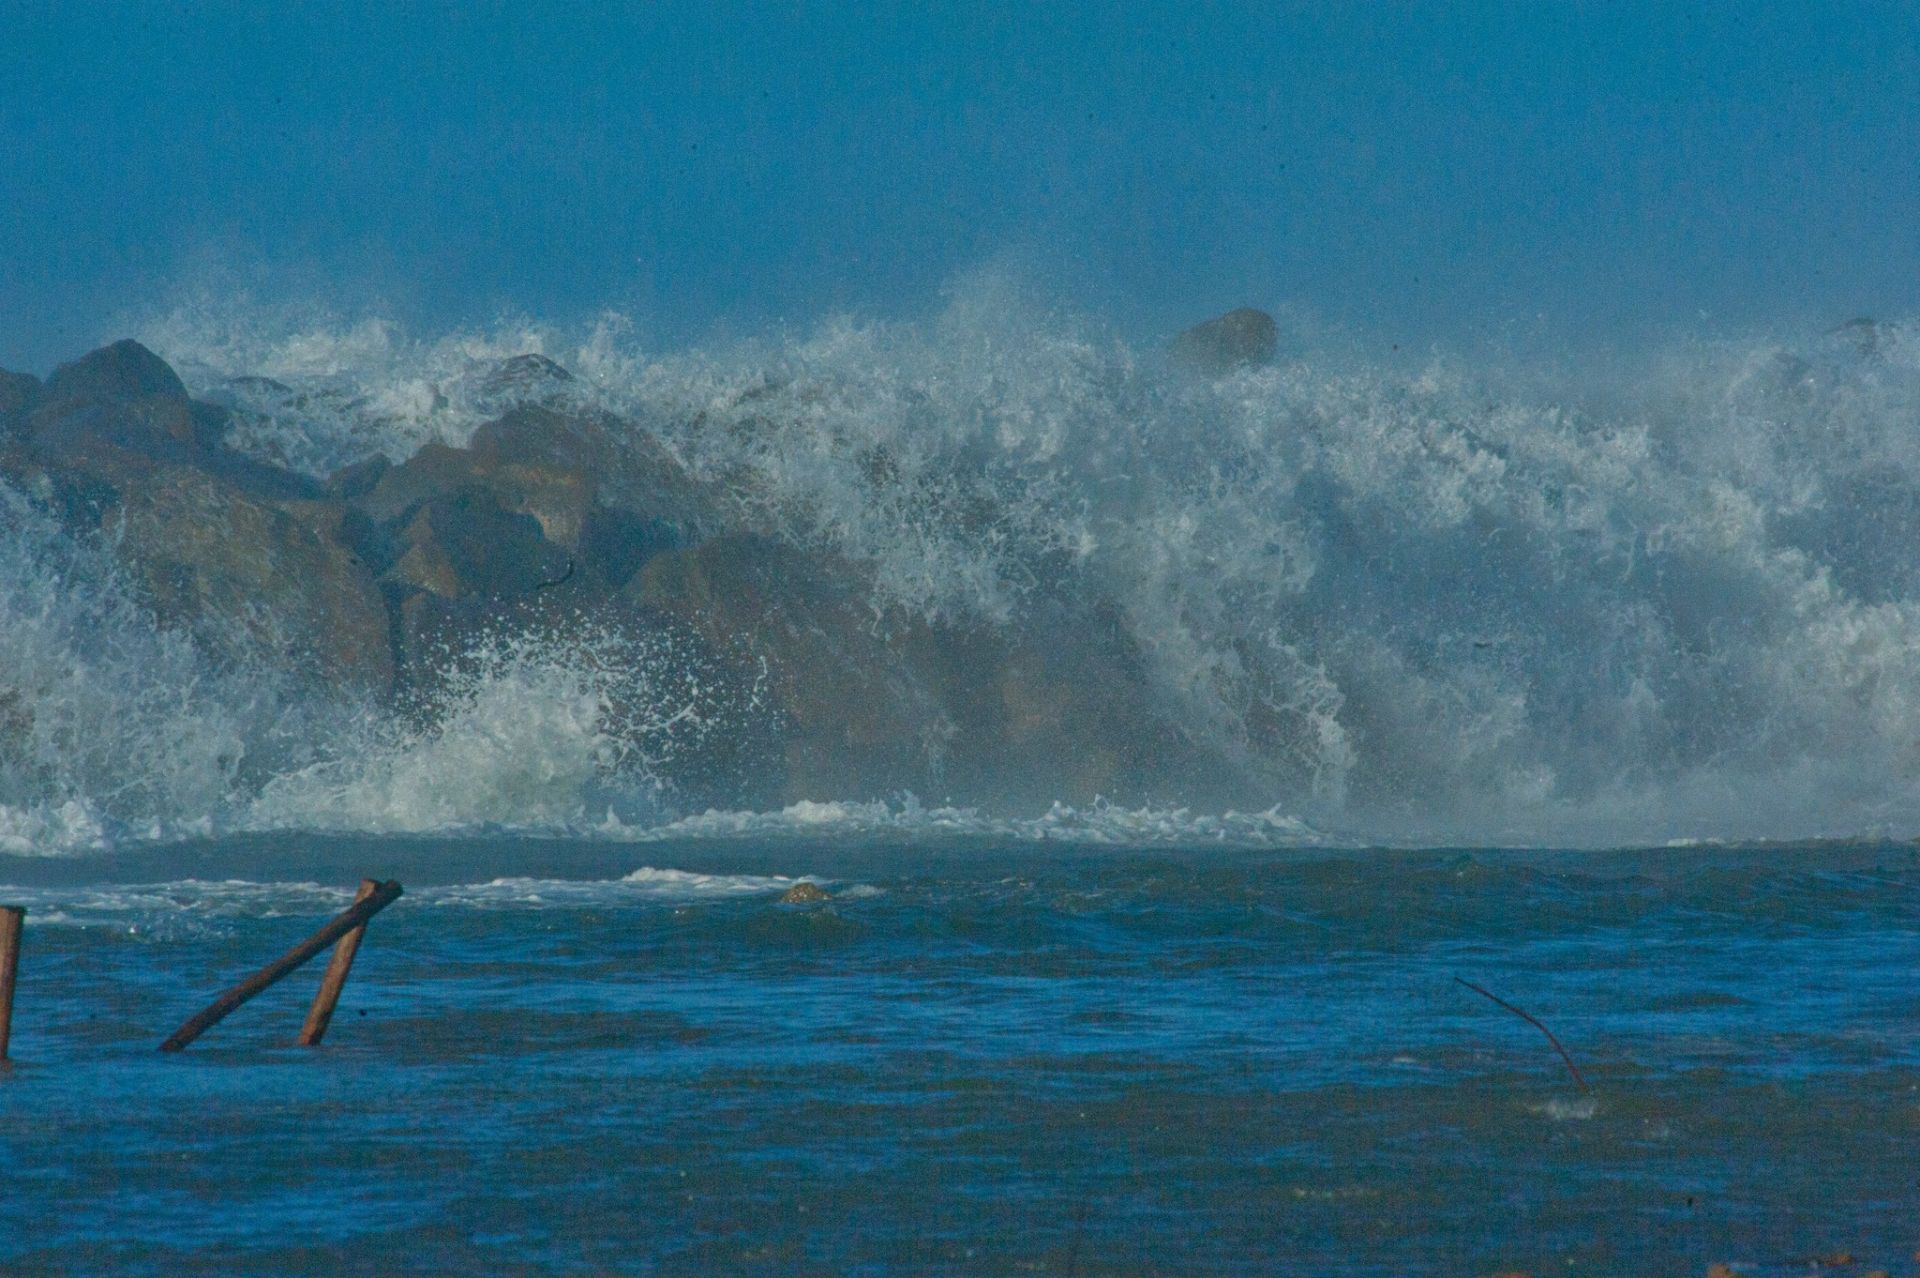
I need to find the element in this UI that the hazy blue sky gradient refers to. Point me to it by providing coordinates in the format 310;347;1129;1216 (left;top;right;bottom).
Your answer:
2;2;1916;369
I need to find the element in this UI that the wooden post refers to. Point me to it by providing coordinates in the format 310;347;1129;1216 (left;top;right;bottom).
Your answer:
0;906;21;1064
161;880;401;1053
297;879;377;1046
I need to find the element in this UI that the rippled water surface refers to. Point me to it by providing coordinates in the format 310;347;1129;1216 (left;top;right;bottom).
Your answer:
2;835;1917;1276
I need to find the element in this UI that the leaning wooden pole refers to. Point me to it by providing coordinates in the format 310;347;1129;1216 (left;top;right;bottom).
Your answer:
0;906;22;1063
161;880;401;1053
297;879;378;1047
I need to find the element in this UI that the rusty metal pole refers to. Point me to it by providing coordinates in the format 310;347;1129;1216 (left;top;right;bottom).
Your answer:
298;879;378;1046
0;906;21;1063
161;879;402;1052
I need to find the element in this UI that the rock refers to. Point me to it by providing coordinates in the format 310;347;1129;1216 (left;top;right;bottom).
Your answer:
353;407;701;596
0;369;39;422
469;405;717;556
20;341;320;502
949;598;1209;808
355;441;483;527
326;454;391;501
1829;316;1885;357
28;340;201;462
630;534;946;802
102;465;393;692
0;686;31;771
384;489;574;599
475;353;573;404
42;338;187;405
1170;307;1278;375
1;341;389;690
632;534;1196;809
779;881;829;904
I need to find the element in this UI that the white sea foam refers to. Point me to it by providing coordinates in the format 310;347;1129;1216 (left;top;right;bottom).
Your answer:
1532;1096;1601;1121
1;872;832;925
0;484;331;850
8;280;1920;851
621;798;1323;847
416;868;814;909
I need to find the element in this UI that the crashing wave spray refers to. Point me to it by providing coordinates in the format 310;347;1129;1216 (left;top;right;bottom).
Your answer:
9;276;1916;849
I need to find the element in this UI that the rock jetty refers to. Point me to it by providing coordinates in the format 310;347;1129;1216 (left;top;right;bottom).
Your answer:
0;339;1221;813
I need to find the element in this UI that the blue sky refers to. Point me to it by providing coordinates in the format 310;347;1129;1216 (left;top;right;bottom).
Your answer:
1;2;1915;369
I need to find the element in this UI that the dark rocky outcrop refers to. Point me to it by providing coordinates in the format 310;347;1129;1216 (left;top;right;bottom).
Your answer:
476;352;573;401
0;340;386;692
1170;308;1279;376
327;402;721;708
1;337;1236;813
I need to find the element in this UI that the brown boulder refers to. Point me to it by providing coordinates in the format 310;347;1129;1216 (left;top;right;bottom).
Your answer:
42;338;188;405
469;405;717;560
351;406;702;596
905;598;1188;808
28;339;201;462
632;534;1194;808
630;534;945;801
1170;308;1279;375
101;464;393;692
383;489;574;599
24;341;318;502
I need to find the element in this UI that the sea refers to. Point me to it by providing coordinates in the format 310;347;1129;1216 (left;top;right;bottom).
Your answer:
4;295;1920;1274
0;834;1916;1276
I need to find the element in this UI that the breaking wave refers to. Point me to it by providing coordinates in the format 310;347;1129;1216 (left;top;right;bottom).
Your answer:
8;274;1920;850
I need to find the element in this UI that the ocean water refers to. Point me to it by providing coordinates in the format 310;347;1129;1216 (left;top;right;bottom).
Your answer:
0;834;1915;1276
6;298;1920;1272
7;5;1920;1271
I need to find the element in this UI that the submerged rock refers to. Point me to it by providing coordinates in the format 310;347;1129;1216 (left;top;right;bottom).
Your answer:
1169;307;1279;375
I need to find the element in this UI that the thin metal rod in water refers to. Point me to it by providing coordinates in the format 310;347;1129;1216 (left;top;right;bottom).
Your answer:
0;906;22;1063
1454;975;1592;1093
161;880;402;1052
297;879;378;1046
